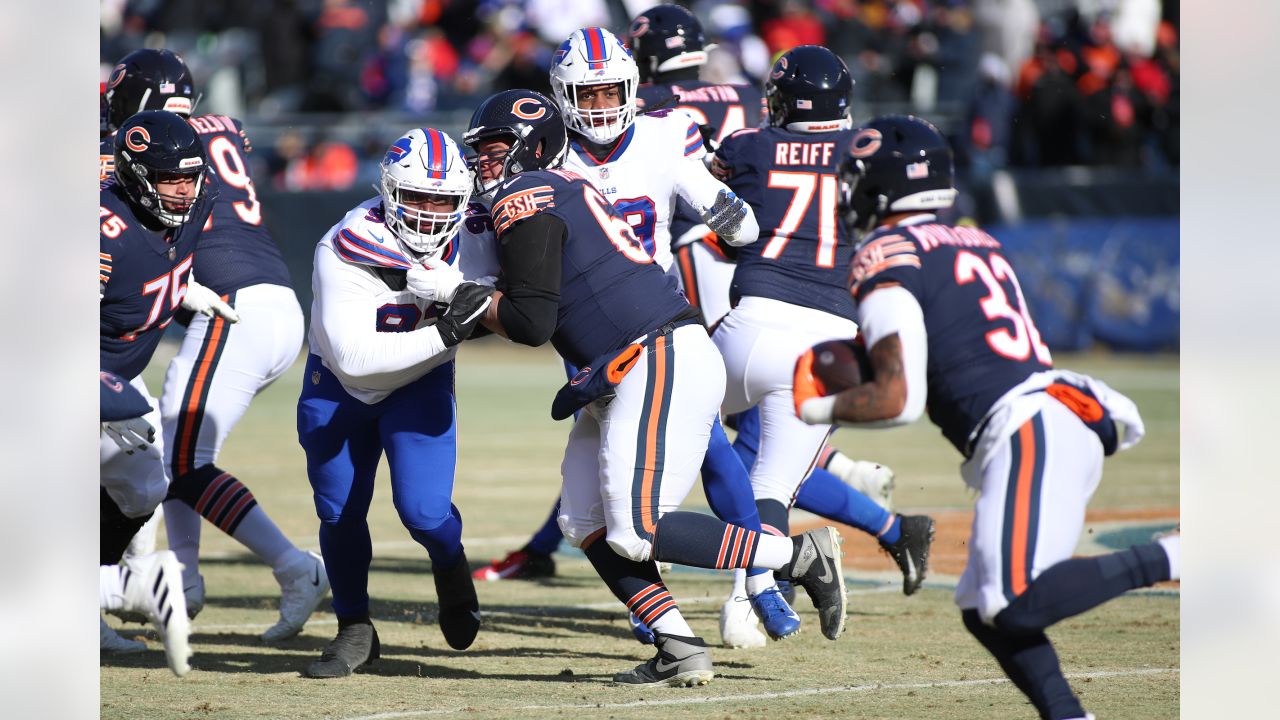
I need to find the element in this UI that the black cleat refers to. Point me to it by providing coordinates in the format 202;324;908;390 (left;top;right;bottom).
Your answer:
435;550;481;650
613;633;714;687
788;526;847;640
880;514;936;596
304;620;379;678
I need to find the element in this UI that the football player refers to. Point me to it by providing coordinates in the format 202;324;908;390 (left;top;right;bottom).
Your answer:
463;91;848;688
102;48;329;643
711;46;938;607
296;127;497;678
630;8;913;644
99;110;210;659
795;115;1180;720
99;369;192;676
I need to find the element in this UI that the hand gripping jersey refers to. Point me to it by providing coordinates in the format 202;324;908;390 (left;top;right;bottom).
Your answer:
489;168;690;367
637;79;765;246
714;126;858;318
101;114;291;295
850;219;1054;452
562;110;726;271
307;198;498;404
100;178;212;379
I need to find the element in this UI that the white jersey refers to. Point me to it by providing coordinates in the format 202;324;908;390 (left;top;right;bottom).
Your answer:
308;198;499;404
564;111;735;271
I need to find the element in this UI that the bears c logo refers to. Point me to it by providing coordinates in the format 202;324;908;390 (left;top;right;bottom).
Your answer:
629;16;650;39
125;126;151;152
848;128;883;158
512;98;546;120
107;63;128;89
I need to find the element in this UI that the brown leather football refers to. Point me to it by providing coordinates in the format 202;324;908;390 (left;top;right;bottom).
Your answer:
809;338;872;393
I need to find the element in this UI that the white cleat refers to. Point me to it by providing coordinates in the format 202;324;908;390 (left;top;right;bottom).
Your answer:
124;505;163;559
122;550;192;676
839;460;895;511
100;617;146;654
262;550;330;642
718;594;767;649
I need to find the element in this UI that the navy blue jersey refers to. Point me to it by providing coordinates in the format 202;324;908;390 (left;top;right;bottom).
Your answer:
714;126;857;318
490;168;691;366
101;114;290;295
638;80;765;244
851;221;1055;453
100;178;212;379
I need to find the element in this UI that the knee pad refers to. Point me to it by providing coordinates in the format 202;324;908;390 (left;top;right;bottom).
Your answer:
606;529;652;563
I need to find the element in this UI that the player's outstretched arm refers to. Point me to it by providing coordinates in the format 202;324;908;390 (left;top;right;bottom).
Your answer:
672;156;759;247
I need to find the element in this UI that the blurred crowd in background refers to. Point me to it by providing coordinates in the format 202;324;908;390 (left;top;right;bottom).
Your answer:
100;0;1179;192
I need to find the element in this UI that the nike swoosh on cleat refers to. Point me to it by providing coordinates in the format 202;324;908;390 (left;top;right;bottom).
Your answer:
312;565;321;587
654;654;697;674
816;556;833;584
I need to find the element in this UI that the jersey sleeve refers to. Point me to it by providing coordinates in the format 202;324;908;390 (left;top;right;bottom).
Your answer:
679;114;707;160
310;240;450;379
709;128;756;181
456;203;501;281
849;230;926;304
490;173;558;239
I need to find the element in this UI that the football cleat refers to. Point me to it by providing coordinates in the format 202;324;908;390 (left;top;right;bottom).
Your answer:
879;515;936;596
121;550;192;676
776;578;796;606
838;460;895;511
750;586;802;641
718;594;766;649
435;551;481;650
788;527;847;640
629;612;656;645
304;620;380;678
100;617;146;654
613;633;714;687
184;573;205;620
471;547;556;581
263;551;330;642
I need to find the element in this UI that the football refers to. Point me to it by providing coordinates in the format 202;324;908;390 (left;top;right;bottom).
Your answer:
809;337;872;394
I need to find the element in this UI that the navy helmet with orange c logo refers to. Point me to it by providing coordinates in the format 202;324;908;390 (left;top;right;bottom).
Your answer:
462;89;568;196
836;115;959;234
112;110;209;227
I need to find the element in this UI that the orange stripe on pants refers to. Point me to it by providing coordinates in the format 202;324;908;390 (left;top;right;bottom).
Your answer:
1008;421;1037;597
638;336;668;535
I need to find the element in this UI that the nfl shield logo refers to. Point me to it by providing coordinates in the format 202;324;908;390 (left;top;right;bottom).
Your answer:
599;167;610;180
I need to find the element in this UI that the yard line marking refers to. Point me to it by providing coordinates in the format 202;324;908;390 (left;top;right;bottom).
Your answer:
338;668;1179;720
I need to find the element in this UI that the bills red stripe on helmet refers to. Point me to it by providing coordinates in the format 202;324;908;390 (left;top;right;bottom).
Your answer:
424;128;447;180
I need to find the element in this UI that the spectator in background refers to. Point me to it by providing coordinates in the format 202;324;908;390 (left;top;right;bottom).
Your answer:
759;0;826;55
1014;32;1082;166
959;52;1015;175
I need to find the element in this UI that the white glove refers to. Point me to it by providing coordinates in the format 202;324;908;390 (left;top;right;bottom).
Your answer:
102;417;156;455
703;189;755;246
182;278;240;323
406;256;465;304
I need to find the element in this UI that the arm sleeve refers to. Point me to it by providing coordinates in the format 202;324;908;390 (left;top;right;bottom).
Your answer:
671;153;759;247
311;244;450;378
853;285;929;427
495;213;564;346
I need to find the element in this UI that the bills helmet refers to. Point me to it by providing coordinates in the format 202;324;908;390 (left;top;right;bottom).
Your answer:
765;46;854;133
549;27;639;144
379;128;474;257
462;90;568;196
113;110;208;227
837;115;959;233
628;5;712;83
105;49;198;132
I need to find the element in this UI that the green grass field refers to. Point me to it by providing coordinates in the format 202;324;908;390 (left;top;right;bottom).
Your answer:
102;341;1179;719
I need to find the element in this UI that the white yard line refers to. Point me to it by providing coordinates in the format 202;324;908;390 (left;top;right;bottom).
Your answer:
339;668;1180;720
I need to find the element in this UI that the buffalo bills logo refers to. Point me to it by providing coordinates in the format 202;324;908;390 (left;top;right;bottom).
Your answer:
124;126;151;152
848;128;883;158
512;97;547;120
770;56;788;80
554;39;572;65
383;137;414;166
629;16;650;39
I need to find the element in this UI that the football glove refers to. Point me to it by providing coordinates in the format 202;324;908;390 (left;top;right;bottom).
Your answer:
103;417;156;455
407;256;466;304
436;282;495;347
703;189;748;244
182;278;240;323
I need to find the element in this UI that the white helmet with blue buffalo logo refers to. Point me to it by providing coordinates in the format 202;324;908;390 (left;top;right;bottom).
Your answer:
379;127;473;257
550;27;640;144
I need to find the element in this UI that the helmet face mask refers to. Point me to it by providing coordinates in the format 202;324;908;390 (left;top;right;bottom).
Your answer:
550;28;639;144
113;111;208;228
765;46;854;133
837;116;959;235
106;49;199;133
463;90;568;196
628;5;711;83
378;128;473;258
